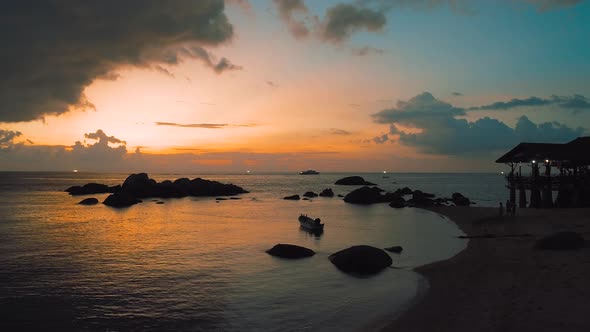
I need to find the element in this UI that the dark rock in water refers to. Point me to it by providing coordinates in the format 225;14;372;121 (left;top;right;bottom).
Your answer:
266;244;316;259
407;192;435;206
335;176;376;186
284;194;301;200
389;196;406;208
395;187;413;196
103;192;142;208
413;190;435;198
344;186;390;204
216;197;228;201
302;198;309;201
452;192;471;206
156;201;164;204
535;232;585;250
78;197;99;205
384;246;403;253
329;245;392;275
303;191;318;198
66;183;111;196
230;197;241;200
319;188;334;197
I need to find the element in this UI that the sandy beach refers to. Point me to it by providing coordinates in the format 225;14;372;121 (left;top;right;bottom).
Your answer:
384;206;590;332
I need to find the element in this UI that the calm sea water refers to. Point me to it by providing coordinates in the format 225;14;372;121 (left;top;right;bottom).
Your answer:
0;172;506;331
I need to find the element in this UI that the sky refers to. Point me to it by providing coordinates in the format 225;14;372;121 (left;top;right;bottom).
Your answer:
1;0;589;172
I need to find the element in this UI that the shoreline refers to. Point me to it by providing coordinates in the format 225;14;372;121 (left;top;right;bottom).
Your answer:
382;206;590;332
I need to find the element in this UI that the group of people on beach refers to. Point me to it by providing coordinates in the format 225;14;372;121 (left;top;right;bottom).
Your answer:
499;200;516;217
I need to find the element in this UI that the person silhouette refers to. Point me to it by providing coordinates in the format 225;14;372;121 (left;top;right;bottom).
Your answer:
499;202;504;217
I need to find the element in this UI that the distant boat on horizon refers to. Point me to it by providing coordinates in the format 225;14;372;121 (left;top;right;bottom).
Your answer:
299;169;319;175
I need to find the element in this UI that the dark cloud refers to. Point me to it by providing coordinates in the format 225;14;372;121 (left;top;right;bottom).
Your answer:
372;92;465;124
267;81;279;88
321;3;386;43
0;129;23;150
452;92;463;96
273;0;311;39
155;122;256;128
71;130;127;162
0;0;235;122
225;0;252;11
327;128;353;135
373;134;389;144
372;92;586;155
351;46;385;56
182;46;243;74
469;94;590;113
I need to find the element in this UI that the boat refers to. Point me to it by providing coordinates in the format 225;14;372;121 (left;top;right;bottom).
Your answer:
298;214;324;231
299;169;319;175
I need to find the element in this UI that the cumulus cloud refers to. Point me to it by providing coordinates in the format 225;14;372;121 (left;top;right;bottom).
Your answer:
155;122;256;128
0;129;23;150
372;92;586;155
321;3;387;43
351;46;385;56
327;128;353;135
0;0;235;122
71;130;127;161
469;94;590;113
373;133;389;144
267;81;279;88
273;0;312;39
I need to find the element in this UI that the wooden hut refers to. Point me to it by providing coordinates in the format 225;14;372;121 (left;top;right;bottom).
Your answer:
496;137;590;208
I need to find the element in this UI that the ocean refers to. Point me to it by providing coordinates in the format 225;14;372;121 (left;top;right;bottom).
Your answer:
0;172;507;331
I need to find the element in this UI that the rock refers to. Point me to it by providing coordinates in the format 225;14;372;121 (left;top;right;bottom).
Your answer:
78;197;99;205
395;187;413;196
283;194;301;200
216;197;228;201
230;197;241;200
344;186;391;204
407;191;435;206
337;194;344;197
384;246;403;253
266;244;316;259
534;232;585;250
452;192;471;206
66;183;111;196
302;198;309;201
303;191;318;198
335;176;376;186
389;196;406;208
156;201;164;204
413;190;435;198
103;192;142;208
329;245;392;275
319;188;334;197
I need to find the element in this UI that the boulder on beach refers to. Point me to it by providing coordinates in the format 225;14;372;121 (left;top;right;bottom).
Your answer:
534;232;585;250
78;197;99;205
344;186;391;204
413;190;435;198
303;191;318;198
319;188;334;197
395;187;414;196
103;192;142;208
329;245;392;275
266;244;316;259
452;192;471;206
283;194;301;200
407;191;435;206
66;183;112;196
335;176;376;186
384;246;403;253
389;196;406;208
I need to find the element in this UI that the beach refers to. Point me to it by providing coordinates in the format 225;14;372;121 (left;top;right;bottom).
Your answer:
384;206;590;332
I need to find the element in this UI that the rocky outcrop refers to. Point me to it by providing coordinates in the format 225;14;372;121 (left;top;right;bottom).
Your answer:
452;192;471;206
384;246;403;253
266;244;316;259
319;188;334;197
303;191;318;198
343;186;391;204
407;191;435;206
78;197;99;205
535;232;585;250
389;196;406;208
103;192;142;208
413;190;435;198
329;245;392;275
66;183;115;196
395;187;414;196
335;176;376;186
283;194;301;200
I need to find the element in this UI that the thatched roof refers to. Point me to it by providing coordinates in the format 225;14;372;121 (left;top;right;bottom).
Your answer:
496;137;590;165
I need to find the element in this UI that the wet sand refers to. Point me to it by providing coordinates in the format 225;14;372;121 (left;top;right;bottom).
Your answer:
383;206;590;332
